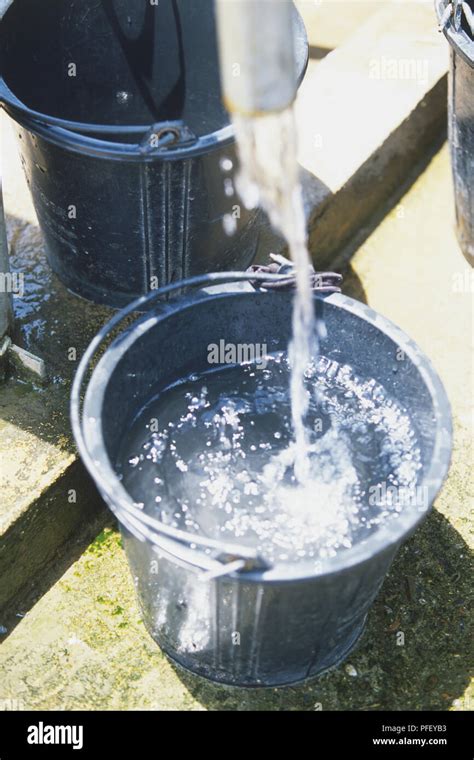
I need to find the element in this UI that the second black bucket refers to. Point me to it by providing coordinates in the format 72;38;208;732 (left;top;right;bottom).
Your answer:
437;0;474;265
0;0;308;307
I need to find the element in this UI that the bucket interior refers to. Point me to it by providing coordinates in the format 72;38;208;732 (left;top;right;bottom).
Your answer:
1;0;228;136
83;290;449;573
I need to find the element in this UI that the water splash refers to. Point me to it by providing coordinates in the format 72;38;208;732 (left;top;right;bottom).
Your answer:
120;355;422;567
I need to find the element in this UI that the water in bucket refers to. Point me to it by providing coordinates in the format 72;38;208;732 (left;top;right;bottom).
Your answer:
119;352;422;567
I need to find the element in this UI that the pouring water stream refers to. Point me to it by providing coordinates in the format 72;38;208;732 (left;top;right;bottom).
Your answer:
232;108;317;482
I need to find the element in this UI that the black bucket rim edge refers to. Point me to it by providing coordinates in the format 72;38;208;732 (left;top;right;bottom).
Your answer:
2;104;236;162
71;273;453;584
0;1;309;161
436;0;474;68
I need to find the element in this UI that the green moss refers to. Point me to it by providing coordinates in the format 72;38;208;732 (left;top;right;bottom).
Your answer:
86;528;120;557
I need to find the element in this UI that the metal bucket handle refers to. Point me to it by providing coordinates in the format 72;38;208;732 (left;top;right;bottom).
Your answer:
71;271;295;580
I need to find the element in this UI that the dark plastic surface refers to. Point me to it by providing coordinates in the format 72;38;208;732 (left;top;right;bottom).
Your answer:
0;0;308;306
436;0;474;265
448;47;474;265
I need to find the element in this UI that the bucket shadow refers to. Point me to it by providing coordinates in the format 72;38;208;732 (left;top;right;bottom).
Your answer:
169;508;473;710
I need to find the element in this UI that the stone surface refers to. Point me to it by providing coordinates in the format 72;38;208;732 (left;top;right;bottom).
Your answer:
296;0;449;268
0;144;471;711
297;0;382;53
296;0;380;75
0;380;106;615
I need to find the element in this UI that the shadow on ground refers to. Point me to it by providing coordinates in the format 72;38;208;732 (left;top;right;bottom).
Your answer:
170;508;473;710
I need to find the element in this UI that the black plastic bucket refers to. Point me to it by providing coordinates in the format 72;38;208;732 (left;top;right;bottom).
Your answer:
71;273;452;687
0;1;308;307
436;0;474;265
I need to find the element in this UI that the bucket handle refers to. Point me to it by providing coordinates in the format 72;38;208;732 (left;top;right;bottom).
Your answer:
71;271;296;580
437;0;474;67
438;0;474;34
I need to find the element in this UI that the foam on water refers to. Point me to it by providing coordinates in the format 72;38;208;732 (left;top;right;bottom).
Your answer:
119;354;422;567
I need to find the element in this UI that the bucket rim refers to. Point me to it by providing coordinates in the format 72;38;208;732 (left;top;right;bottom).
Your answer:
436;0;474;68
72;275;453;583
1;105;236;162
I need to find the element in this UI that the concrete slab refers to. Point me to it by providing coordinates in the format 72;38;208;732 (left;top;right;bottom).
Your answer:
296;0;449;267
296;0;380;78
0;144;471;711
297;0;380;52
0;380;107;617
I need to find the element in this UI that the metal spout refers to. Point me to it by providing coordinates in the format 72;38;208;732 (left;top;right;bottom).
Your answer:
215;0;298;116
